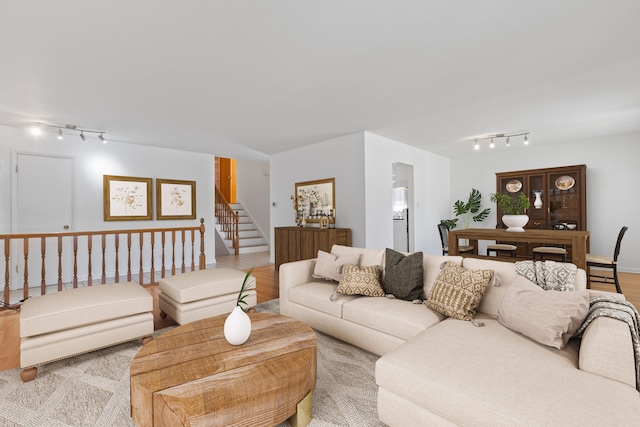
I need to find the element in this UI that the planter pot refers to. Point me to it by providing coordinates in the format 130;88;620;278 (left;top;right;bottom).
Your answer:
224;306;251;345
502;215;529;232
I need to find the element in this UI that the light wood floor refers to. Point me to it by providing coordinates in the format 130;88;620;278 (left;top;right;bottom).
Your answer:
1;254;638;373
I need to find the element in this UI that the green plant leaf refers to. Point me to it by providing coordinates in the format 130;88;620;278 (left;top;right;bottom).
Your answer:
440;219;458;229
473;208;491;222
452;200;467;216
236;267;254;312
468;188;482;213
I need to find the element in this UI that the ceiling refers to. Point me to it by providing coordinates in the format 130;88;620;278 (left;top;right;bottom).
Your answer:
1;1;639;161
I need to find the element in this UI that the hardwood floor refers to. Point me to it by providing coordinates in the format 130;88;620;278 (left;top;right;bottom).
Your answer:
1;253;638;373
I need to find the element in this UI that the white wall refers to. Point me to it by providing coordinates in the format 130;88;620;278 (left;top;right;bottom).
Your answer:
236;158;271;244
269;132;366;260
450;132;640;273
269;131;452;260
0;125;216;263
364;132;451;255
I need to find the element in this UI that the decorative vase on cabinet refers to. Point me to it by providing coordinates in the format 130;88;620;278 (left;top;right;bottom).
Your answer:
533;191;543;209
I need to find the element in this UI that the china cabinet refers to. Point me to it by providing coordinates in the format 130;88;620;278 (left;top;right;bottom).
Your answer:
495;165;587;230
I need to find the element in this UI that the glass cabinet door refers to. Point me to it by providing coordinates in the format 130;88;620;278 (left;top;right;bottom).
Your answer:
548;171;580;229
528;174;546;228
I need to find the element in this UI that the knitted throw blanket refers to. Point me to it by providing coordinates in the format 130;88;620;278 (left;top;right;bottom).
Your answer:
514;260;577;291
573;296;640;391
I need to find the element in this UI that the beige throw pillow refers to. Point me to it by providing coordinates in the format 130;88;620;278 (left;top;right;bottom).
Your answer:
336;264;385;297
312;250;360;282
426;261;494;321
497;275;589;349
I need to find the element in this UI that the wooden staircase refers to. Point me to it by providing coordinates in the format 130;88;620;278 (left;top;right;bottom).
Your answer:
214;187;268;255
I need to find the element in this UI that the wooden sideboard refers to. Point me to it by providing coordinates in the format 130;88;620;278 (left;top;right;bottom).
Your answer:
274;227;352;269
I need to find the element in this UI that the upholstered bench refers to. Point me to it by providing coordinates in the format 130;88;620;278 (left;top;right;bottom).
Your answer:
19;281;154;382
158;268;257;325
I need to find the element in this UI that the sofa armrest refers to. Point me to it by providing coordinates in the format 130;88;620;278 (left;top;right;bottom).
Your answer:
579;314;636;388
278;259;316;315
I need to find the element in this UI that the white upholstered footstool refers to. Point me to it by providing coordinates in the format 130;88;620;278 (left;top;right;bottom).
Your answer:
158;268;257;325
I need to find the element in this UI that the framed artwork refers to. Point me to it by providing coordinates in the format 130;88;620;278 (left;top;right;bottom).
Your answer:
295;178;335;223
103;175;153;221
156;178;196;220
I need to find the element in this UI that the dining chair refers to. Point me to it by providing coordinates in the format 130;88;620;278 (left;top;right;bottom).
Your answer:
532;222;568;262
486;223;517;257
438;223;473;256
586;226;628;294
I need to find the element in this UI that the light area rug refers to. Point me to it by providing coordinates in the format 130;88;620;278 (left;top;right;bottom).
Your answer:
0;299;383;427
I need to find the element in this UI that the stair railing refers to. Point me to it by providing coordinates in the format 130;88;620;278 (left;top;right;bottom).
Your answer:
1;219;206;309
214;186;240;255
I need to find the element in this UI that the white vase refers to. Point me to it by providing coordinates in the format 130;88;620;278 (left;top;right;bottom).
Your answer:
223;306;251;345
533;191;543;209
502;215;529;232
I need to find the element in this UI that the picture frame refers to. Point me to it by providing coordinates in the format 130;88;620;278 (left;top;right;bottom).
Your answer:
156;178;196;220
103;175;153;221
295;178;335;223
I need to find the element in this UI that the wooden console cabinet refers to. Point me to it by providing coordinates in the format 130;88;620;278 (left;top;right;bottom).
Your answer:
275;227;352;269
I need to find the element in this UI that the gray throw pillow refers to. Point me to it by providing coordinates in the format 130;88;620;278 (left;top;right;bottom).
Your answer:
383;248;424;301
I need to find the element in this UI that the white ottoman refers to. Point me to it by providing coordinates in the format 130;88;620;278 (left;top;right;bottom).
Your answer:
158;268;257;325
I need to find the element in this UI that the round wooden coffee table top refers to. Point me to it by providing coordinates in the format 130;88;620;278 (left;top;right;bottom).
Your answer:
130;312;317;427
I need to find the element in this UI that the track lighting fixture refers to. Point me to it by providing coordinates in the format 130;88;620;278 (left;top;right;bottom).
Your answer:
472;132;530;151
29;123;107;144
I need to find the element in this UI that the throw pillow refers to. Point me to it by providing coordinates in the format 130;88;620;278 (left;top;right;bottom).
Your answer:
383;248;424;301
336;264;385;297
426;261;494;321
497;275;589;349
312;250;360;282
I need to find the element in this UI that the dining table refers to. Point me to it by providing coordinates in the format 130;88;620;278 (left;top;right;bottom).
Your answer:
448;227;591;270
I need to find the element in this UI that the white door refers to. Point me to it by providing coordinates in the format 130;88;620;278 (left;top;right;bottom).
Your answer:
10;154;73;291
17;154;73;233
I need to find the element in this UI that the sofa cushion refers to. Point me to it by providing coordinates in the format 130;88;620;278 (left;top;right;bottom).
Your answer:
383;248;424;301
376;315;640;427
462;257;519;318
425;261;493;321
336;265;385;297
497;275;590;349
331;244;384;269
422;255;463;298
288;281;357;318
514;260;577;291
342;297;444;340
312;250;360;282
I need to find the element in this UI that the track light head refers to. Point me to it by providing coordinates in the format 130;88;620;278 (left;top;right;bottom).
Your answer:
474;140;479;150
80;131;86;142
506;137;510;147
98;133;107;144
489;138;495;149
57;128;63;140
524;134;529;145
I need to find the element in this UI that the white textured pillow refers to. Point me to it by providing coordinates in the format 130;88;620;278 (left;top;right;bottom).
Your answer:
497;275;589;349
312;250;360;282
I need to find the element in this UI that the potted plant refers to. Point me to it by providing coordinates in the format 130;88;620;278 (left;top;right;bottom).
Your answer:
490;193;531;232
440;188;491;230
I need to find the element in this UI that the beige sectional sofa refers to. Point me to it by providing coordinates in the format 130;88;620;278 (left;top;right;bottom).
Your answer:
279;245;640;426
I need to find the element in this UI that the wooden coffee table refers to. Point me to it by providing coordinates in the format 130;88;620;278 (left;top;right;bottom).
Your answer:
130;312;317;427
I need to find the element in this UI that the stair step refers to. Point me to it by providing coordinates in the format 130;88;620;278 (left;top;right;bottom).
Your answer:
238;244;270;254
